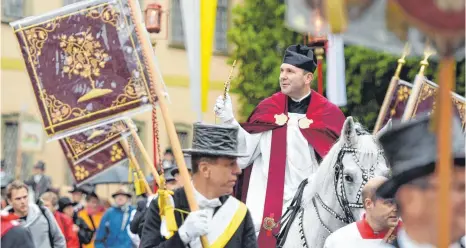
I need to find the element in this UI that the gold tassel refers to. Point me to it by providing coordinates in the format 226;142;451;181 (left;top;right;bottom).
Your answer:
136;170;146;195
129;159;145;196
158;185;177;238
134;171;144;196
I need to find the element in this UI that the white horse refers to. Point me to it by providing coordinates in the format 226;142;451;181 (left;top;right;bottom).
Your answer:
277;116;390;248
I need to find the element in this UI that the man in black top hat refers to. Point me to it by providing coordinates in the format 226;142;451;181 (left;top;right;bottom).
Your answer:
25;160;52;202
140;123;258;248
214;44;345;245
377;113;465;248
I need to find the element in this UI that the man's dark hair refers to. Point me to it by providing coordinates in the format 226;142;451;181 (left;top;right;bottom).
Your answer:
191;155;219;174
164;148;173;155
6;180;29;199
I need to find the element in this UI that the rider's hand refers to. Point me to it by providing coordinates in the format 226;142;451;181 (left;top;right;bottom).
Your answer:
178;209;210;244
214;94;235;124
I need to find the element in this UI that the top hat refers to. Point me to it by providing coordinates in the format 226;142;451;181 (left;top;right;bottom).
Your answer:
168;154;193;178
164;148;173;155
86;191;99;200
34;161;45;170
182;123;248;157
164;167;177;182
376;113;465;198
111;188;132;198
68;183;91;194
58;197;74;212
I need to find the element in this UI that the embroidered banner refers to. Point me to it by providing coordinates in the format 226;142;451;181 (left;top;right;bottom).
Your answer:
60;139;128;185
376;79;413;128
61;120;131;164
410;78;465;129
10;0;155;140
377;78;465;129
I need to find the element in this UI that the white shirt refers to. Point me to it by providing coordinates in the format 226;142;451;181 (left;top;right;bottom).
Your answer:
324;220;390;248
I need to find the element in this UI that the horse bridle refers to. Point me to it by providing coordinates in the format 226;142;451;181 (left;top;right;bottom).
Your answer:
311;139;384;229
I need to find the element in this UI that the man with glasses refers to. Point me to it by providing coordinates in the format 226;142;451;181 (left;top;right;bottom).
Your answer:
324;176;402;247
376;113;465;248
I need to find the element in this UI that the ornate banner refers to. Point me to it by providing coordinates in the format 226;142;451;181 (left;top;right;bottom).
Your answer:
10;0;155;140
377;78;466;129
376;79;413;129
60;139;128;185
410;78;466;129
61;120;131;164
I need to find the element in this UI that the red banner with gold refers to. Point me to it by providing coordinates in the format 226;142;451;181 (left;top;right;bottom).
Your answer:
10;0;155;140
60;139;128;185
376;77;465;130
62;120;131;164
409;78;465;129
375;79;413;129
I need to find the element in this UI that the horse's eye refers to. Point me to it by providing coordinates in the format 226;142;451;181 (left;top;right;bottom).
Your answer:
344;175;353;183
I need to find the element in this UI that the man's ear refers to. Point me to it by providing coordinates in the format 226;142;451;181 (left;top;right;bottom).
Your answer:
364;198;372;209
305;72;314;85
198;161;211;178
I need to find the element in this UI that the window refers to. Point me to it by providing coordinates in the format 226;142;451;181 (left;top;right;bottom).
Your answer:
215;0;229;53
174;123;191;149
2;0;25;21
177;130;189;149
170;0;184;46
1;119;32;180
170;0;229;53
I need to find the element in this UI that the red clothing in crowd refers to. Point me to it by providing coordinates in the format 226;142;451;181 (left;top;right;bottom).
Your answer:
54;210;80;248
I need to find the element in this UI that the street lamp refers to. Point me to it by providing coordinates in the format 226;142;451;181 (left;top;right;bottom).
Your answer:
145;3;163;34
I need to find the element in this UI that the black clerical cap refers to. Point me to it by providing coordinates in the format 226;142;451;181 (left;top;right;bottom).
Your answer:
282;44;317;72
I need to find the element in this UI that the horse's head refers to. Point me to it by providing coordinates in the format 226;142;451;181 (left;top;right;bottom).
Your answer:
334;116;390;223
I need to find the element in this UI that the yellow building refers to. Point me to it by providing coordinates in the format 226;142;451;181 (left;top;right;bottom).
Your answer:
1;0;241;198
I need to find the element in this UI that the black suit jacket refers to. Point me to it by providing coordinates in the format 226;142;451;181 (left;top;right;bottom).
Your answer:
139;188;258;248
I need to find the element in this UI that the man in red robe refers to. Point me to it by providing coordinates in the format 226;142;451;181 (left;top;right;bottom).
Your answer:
214;44;345;247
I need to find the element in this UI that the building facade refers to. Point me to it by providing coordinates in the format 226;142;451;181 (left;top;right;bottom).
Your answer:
1;0;241;196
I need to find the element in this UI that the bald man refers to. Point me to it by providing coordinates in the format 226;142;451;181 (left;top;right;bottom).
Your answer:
324;176;402;247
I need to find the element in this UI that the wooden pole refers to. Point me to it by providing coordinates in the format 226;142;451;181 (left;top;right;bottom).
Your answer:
436;57;454;248
120;139;153;195
373;44;410;134
402;46;435;121
124;119;162;188
127;1;208;245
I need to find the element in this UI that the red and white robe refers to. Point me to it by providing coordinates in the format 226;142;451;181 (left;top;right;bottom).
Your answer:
324;215;402;248
235;91;345;247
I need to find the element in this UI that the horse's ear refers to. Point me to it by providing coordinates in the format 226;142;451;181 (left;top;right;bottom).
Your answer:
341;116;358;146
376;119;393;139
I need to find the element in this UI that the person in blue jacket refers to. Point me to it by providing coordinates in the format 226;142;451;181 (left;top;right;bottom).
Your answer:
95;188;134;248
